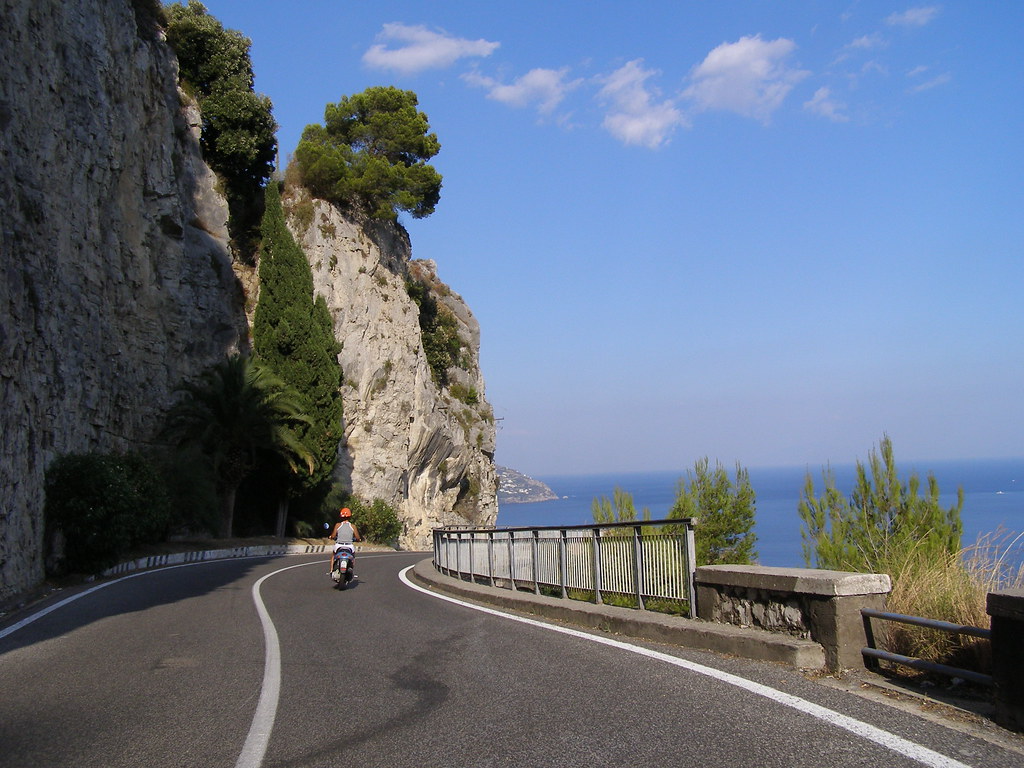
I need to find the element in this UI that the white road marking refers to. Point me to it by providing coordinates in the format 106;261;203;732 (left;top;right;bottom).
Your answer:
233;561;307;768
399;565;973;768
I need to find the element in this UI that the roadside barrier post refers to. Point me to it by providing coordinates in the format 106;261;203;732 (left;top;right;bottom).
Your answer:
987;588;1024;732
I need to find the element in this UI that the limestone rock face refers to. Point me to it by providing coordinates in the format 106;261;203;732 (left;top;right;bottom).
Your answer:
0;0;247;601
290;195;498;548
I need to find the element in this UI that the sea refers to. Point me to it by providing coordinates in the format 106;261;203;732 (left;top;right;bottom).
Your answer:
495;458;1024;568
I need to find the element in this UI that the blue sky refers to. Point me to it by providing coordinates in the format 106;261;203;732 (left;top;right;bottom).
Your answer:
196;1;1023;475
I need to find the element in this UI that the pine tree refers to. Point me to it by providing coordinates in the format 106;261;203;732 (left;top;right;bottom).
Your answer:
669;458;758;566
799;435;963;573
253;183;343;525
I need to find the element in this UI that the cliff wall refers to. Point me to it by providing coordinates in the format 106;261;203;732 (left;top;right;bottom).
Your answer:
0;0;247;601
288;194;498;548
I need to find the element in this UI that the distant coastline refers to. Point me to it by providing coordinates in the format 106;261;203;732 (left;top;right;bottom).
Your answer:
496;466;558;504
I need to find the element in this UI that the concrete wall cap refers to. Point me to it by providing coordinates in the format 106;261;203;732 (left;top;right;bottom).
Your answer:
987;588;1024;620
695;565;891;596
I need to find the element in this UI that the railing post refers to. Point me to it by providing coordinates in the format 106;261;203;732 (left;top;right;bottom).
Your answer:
559;529;568;599
468;532;475;583
455;531;463;580
487;530;495;587
507;530;516;591
862;612;880;671
592;527;603;605
632;525;645;610
684;519;697;619
532;529;540;595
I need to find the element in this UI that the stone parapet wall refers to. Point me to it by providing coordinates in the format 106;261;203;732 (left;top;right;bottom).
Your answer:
696;565;891;672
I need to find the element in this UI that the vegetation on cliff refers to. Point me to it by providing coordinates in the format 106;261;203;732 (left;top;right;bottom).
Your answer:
294;86;442;221
165;0;276;258
253;183;344;527
162;355;313;537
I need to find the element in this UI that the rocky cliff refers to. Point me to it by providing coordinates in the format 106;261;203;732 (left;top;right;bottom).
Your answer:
0;0;248;602
0;0;497;599
286;191;498;548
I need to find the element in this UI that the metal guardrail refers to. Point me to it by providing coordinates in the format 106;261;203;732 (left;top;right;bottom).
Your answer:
432;518;698;618
861;607;993;687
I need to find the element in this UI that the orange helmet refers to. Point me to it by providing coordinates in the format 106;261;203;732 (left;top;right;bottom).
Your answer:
339;507;352;519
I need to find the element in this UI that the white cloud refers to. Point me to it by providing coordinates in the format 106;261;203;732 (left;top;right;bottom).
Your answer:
683;35;809;124
597;59;687;149
848;33;887;50
804;87;849;122
910;72;951;92
363;23;499;74
886;7;940;27
462;67;581;114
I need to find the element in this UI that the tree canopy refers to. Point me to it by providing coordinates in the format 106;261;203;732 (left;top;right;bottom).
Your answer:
295;86;442;220
669;458;758;566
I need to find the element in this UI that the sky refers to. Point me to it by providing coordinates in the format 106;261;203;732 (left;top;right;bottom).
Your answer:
194;1;1023;476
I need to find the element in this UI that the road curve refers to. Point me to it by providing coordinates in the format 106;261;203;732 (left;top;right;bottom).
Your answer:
1;552;1020;768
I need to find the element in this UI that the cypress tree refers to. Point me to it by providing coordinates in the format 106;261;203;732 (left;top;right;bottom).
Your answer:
253;184;343;503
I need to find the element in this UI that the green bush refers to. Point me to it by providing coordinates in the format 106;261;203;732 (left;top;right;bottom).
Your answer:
669;458;758;566
406;279;464;385
799;435;963;573
316;486;402;545
357;498;403;545
45;452;171;573
159;446;219;536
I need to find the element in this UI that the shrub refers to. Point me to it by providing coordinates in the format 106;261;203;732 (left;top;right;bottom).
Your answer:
45;452;171;574
316;487;402;545
357;498;403;545
669;458;758;566
406;279;464;385
799;435;962;573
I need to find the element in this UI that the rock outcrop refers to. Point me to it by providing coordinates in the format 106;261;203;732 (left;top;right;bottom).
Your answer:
287;193;498;548
0;0;247;602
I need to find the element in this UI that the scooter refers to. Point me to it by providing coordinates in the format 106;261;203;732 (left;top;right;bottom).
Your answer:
330;545;356;589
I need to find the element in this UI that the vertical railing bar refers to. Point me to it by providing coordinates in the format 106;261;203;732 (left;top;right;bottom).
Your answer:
559;529;568;599
507;530;516;591
536;532;544;598
685;519;697;618
632;525;645;611
592;527;603;605
862;611;880;671
487;530;495;587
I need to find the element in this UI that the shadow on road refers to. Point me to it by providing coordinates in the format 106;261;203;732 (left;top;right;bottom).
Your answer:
0;556;278;656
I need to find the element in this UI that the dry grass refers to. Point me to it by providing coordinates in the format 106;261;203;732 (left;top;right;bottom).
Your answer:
883;528;1024;673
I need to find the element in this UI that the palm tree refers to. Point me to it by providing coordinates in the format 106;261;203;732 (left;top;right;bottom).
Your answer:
163;354;314;538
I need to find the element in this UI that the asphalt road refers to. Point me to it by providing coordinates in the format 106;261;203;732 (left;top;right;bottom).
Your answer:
1;551;1021;768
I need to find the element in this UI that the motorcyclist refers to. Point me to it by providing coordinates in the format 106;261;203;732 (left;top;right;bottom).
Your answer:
328;507;361;580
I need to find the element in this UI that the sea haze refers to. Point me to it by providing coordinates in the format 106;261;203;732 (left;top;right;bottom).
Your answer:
495;458;1024;568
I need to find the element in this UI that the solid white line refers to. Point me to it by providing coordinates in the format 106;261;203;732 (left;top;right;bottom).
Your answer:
399;566;973;768
234;561;310;768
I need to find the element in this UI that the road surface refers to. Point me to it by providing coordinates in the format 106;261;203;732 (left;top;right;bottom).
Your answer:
1;551;1020;767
